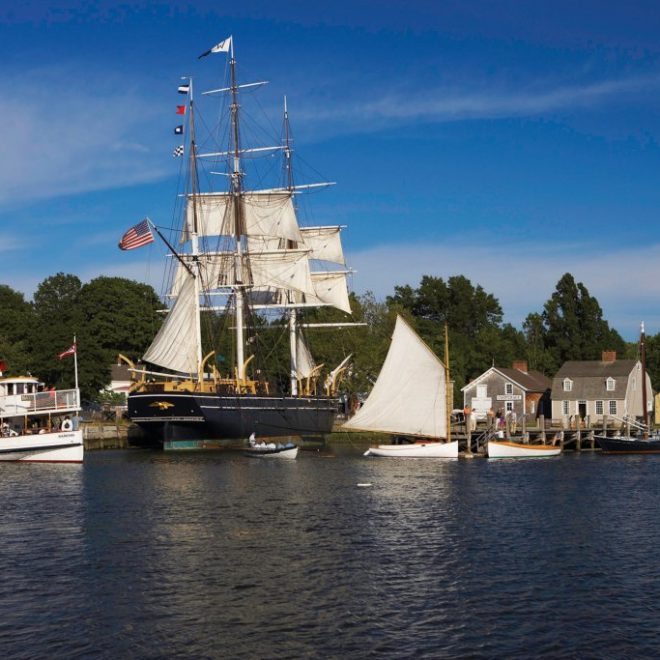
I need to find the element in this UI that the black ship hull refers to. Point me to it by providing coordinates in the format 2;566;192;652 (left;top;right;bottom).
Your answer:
128;391;338;449
595;435;660;454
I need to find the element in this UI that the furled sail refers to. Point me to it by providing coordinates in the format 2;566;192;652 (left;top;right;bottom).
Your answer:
143;274;199;374
343;315;447;438
183;191;302;243
300;226;345;264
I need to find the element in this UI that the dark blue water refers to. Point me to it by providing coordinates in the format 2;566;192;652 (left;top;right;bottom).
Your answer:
2;447;660;658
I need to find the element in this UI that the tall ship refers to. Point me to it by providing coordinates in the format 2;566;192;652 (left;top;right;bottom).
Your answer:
122;37;353;449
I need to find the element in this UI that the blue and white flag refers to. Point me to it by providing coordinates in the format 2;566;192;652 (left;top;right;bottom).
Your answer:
173;145;184;157
177;84;190;94
174;125;184;135
198;36;232;59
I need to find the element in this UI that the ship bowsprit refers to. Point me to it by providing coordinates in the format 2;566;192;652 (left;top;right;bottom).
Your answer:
128;392;338;449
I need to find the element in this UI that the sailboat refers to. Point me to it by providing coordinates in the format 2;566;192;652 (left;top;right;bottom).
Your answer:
344;315;459;458
595;322;660;454
122;37;353;450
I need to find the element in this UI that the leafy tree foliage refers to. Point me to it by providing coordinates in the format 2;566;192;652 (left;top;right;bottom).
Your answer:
387;275;526;400
0;273;162;400
0;285;34;373
524;273;625;374
28;273;83;389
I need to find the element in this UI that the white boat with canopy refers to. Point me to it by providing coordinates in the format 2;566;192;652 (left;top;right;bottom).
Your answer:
343;315;458;458
0;375;83;463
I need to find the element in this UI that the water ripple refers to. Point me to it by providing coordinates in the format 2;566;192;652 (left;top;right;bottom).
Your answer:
1;451;660;657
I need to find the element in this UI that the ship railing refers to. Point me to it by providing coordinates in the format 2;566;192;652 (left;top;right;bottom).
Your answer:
0;389;80;417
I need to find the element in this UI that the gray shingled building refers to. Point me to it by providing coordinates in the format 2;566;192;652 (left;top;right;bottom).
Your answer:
550;351;652;425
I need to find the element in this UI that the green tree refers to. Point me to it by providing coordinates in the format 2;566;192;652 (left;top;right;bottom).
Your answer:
387;275;525;400
28;273;83;388
525;273;625;374
0;284;34;373
76;277;163;395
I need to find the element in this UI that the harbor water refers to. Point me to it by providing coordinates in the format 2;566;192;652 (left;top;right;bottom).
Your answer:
2;447;660;658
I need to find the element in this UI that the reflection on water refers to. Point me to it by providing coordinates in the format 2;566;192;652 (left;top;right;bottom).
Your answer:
1;449;660;657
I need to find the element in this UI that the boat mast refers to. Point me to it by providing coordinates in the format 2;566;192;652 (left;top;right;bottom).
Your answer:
228;40;247;381
186;77;204;375
444;323;451;443
283;96;299;396
641;321;648;435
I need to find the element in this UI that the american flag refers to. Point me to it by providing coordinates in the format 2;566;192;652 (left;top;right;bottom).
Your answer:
58;344;76;360
118;219;154;251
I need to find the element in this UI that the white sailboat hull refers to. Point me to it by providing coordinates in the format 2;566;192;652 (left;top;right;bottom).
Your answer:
364;440;458;458
487;440;561;459
0;430;84;463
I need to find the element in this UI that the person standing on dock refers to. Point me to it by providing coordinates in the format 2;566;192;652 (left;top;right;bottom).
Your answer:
487;407;495;430
509;410;518;434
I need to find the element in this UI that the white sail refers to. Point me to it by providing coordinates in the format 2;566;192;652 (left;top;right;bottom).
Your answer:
171;250;315;297
300;226;345;264
143;274;199;374
183;191;302;243
296;332;316;379
343;315;447;438
309;272;351;314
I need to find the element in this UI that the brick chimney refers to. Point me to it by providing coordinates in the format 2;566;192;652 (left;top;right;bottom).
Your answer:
602;350;616;363
512;360;528;373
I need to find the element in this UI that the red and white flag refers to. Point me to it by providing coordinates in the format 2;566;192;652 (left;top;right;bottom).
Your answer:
118;219;154;251
58;344;77;360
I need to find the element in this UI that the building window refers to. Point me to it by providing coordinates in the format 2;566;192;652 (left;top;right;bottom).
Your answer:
563;378;573;392
562;400;569;415
606;378;615;391
609;400;617;415
596;400;604;415
505;382;513;395
477;385;487;398
505;401;514;412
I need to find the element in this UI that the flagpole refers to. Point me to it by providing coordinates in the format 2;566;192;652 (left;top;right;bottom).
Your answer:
73;334;79;395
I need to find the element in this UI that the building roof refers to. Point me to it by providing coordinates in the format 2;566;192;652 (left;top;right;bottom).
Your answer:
496;367;552;392
462;366;551;393
111;364;132;381
552;359;639;400
554;359;637;378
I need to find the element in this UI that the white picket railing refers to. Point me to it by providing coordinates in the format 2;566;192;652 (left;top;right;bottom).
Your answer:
0;389;80;417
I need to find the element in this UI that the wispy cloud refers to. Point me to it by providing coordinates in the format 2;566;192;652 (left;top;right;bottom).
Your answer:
0;65;168;207
348;238;660;339
294;73;660;134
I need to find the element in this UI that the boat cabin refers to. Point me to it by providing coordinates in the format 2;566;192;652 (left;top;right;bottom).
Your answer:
462;361;552;421
0;376;43;397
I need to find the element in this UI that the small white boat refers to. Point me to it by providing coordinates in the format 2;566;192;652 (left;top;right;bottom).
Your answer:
243;433;299;458
487;438;561;459
0;375;83;463
364;440;458;458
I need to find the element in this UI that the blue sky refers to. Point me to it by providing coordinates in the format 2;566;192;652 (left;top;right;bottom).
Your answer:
3;1;660;338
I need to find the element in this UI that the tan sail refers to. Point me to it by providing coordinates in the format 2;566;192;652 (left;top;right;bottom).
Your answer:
300;226;345;264
142;275;199;374
182;191;302;243
343;315;447;438
308;272;351;314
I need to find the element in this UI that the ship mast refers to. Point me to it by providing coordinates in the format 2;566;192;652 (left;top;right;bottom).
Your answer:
283;97;300;396
641;321;649;435
228;41;247;382
186;77;204;374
